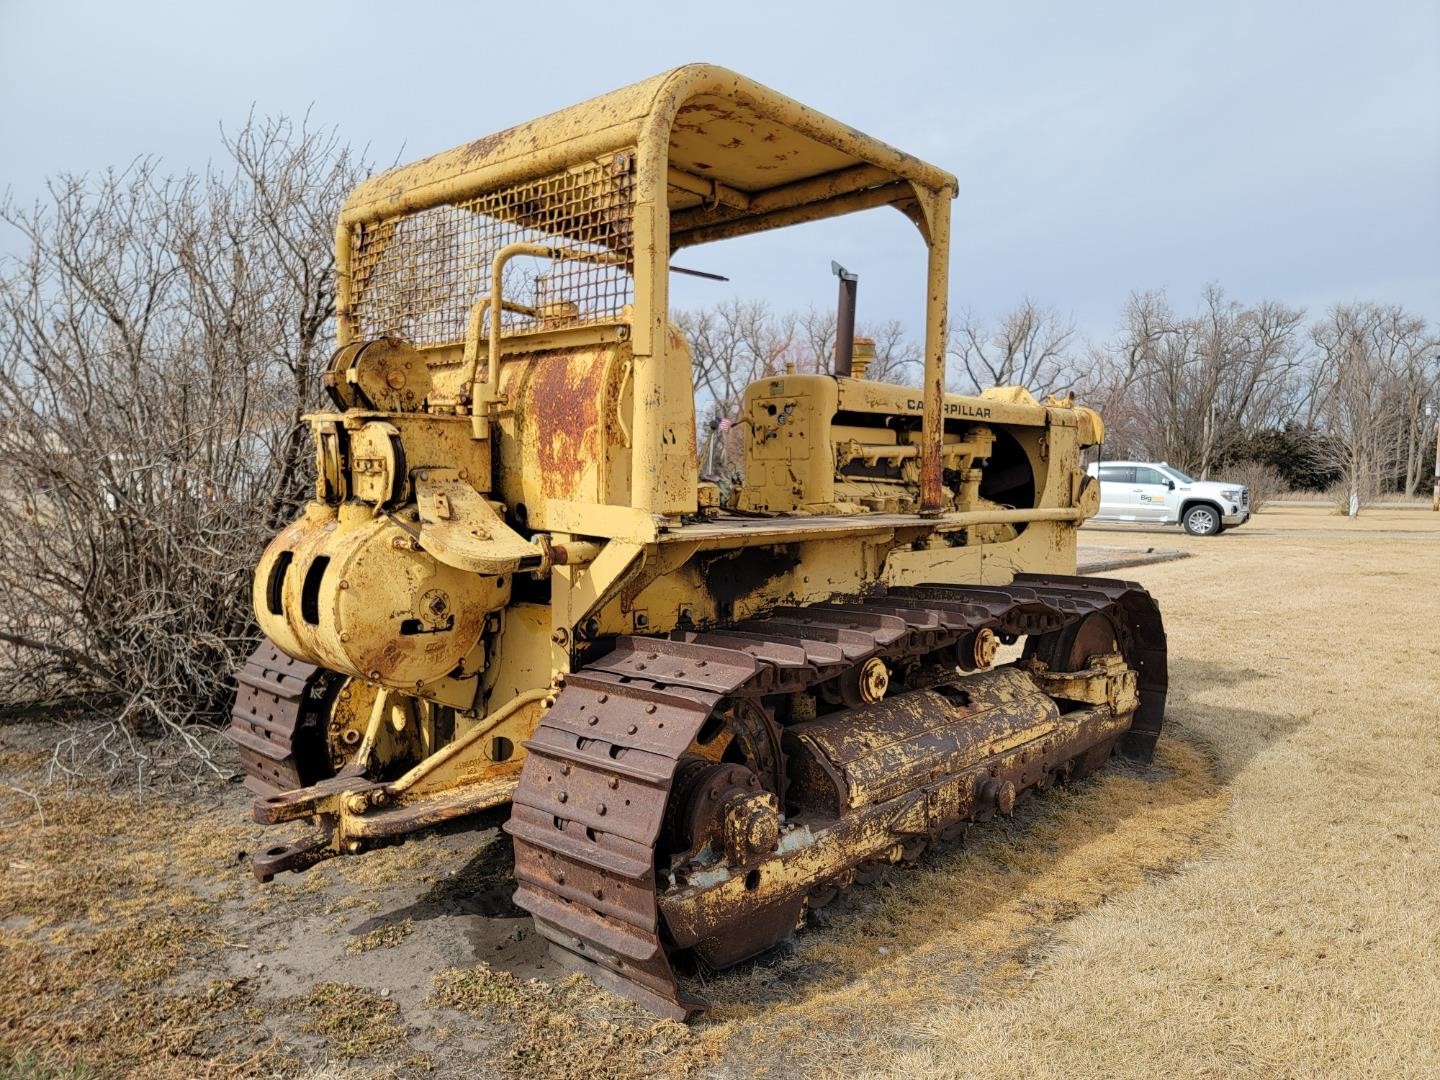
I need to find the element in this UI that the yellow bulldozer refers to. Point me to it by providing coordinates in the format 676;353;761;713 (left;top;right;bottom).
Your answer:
229;64;1167;1019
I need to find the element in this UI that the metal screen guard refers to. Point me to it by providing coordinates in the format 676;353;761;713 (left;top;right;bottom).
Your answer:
342;155;638;348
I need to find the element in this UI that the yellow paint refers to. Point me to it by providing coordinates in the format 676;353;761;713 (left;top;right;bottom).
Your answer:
249;66;1113;852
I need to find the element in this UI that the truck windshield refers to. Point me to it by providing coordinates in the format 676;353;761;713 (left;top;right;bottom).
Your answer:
1164;467;1195;484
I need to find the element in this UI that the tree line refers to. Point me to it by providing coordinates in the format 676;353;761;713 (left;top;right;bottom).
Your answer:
683;288;1440;509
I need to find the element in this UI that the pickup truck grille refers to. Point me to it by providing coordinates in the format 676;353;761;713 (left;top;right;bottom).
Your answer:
1241;490;1250;509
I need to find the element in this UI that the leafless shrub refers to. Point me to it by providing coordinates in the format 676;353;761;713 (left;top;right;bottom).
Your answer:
1223;462;1287;512
0;115;365;774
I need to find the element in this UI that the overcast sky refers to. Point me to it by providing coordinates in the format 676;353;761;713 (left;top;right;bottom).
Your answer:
2;0;1436;345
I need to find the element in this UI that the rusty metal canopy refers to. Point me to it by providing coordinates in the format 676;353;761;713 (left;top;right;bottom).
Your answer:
340;64;957;244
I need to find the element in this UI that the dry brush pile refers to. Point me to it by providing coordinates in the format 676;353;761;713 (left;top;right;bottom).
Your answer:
0;117;365;774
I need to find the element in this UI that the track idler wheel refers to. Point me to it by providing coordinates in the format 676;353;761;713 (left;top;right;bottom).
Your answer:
1025;610;1126;780
824;656;890;709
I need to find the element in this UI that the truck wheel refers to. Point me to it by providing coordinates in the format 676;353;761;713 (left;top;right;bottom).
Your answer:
1183;504;1221;536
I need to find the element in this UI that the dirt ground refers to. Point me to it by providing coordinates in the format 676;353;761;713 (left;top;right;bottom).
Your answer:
3;503;1438;1079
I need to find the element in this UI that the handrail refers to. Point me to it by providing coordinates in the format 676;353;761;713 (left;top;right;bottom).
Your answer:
460;242;628;439
459;294;538;394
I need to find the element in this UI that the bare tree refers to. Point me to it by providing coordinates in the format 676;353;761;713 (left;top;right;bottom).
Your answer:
677;299;796;479
795;305;836;376
1191;287;1308;476
948;299;1079;395
0;115;364;775
1080;291;1172;459
1311;303;1427;515
792;307;921;382
1394;329;1440;495
1088;287;1307;477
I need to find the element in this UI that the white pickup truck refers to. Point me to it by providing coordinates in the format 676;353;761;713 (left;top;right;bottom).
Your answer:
1085;460;1250;536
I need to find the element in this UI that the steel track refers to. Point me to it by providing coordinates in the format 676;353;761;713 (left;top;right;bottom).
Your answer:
505;573;1167;1018
226;639;339;796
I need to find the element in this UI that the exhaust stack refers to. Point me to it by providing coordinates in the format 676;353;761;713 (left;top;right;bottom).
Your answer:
831;260;858;376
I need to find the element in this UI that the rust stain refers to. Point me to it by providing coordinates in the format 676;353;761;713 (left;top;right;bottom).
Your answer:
459;125;516;164
530;352;604;499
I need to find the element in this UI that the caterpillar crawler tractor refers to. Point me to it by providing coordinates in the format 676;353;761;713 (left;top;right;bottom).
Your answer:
229;65;1167;1019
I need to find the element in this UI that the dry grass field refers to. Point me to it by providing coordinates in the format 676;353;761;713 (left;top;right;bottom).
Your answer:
2;503;1437;1079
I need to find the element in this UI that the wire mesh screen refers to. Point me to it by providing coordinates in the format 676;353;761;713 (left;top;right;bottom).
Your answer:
349;154;636;347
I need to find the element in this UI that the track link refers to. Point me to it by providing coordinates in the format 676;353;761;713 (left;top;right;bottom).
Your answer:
506;574;1166;1018
226;639;340;796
